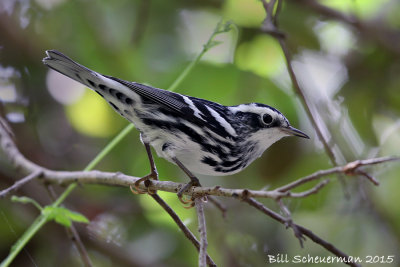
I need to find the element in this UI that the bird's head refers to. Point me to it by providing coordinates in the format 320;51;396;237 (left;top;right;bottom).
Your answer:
230;103;309;154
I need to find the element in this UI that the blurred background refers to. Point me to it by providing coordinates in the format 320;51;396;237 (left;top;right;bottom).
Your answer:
1;0;400;266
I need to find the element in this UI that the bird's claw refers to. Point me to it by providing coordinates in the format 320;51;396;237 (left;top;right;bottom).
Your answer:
178;194;191;204
176;180;201;208
183;200;196;209
130;173;157;195
130;184;144;194
177;193;195;208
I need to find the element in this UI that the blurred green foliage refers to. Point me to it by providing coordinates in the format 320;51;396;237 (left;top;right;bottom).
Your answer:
0;0;399;266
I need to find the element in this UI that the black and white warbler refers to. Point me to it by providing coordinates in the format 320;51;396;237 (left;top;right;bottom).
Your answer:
43;50;309;203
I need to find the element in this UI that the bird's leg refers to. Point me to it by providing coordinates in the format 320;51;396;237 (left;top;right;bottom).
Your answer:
130;142;158;195
173;157;201;208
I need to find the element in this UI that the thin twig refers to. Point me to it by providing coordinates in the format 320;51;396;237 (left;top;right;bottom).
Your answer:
68;225;93;267
355;170;379;186
150;194;216;266
342;157;400;169
287;179;330;198
243;197;362;267
276;167;341;192
275;156;397;193
261;0;285;38
195;198;208;267
208;196;227;218
276;199;305;247
0;170;42;198
277;38;338;165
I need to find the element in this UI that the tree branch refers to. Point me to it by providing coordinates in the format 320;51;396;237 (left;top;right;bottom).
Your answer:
195;198;208;267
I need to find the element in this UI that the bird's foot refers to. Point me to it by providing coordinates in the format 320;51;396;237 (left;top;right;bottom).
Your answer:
130;171;158;195
177;180;201;209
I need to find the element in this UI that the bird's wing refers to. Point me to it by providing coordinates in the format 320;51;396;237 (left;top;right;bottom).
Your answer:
105;76;190;115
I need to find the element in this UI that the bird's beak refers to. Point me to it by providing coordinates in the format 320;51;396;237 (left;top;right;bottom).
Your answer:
281;126;310;139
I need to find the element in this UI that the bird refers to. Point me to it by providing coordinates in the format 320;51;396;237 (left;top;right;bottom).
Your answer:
43;50;309;206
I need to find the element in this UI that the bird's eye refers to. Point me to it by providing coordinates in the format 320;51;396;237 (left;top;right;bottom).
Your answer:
262;114;273;125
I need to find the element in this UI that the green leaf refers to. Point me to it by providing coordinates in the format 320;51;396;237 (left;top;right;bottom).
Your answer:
54;213;72;227
64;209;90;224
42;206;89;227
11;195;42;211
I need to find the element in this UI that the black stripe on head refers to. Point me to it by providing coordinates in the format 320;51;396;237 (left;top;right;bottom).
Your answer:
162;143;171;151
235;111;263;132
254;103;282;115
253;103;289;127
247;112;264;129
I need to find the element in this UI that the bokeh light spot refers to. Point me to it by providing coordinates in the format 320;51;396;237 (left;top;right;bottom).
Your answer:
65;90;123;138
235;35;284;77
46;69;85;105
223;0;265;27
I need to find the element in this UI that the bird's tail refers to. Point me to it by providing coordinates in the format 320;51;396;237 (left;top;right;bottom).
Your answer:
42;50;117;91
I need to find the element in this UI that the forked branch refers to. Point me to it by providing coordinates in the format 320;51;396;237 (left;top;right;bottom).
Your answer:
0;118;397;201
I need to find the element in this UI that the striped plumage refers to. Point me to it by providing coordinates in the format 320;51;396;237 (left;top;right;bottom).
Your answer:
43;50;309;179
